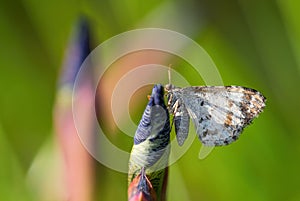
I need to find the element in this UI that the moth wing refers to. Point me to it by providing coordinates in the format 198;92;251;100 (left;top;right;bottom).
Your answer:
173;103;190;146
182;86;266;146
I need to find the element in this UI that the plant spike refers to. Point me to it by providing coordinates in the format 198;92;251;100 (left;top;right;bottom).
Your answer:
128;84;171;201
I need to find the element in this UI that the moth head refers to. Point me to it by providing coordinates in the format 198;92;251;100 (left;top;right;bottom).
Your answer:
164;84;175;92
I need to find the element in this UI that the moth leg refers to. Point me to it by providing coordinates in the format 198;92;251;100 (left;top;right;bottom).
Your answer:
172;99;180;114
170;99;180;131
167;93;173;108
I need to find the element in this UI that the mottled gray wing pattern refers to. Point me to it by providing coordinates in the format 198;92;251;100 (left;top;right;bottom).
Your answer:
167;91;190;146
180;86;266;146
174;103;190;146
174;107;190;146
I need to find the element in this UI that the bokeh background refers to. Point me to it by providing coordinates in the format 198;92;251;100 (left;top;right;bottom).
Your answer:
1;0;300;201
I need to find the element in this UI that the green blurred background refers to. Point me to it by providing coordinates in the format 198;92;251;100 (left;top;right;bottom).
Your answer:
1;0;300;201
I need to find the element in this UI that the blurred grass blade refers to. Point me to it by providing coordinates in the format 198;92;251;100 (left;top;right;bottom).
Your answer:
0;124;33;201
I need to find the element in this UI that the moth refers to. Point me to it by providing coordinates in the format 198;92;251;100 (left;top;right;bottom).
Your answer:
165;75;266;146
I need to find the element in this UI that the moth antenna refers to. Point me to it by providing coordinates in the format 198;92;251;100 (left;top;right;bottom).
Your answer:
168;64;172;85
